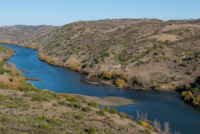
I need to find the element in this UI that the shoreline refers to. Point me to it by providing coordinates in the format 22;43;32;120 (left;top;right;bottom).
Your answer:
2;42;199;109
1;42;155;91
72;93;137;107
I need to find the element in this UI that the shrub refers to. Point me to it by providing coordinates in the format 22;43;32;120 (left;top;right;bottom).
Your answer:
181;91;193;100
35;115;47;121
88;127;96;134
103;106;109;112
23;93;31;97
137;120;143;125
75;114;85;120
82;98;88;103
154;83;161;91
31;91;61;102
82;59;88;63
121;74;127;80
39;123;52;129
47;118;56;123
0;115;8;122
112;73;120;79
136;73;150;87
0;83;3;88
52;103;58;107
82;63;89;68
0;94;4;101
66;97;77;102
109;108;117;114
18;85;31;92
154;52;159;55
58;101;66;106
75;103;83;109
83;106;92;112
69;102;76;107
97;109;105;116
193;96;200;106
88;101;98;107
99;71;112;80
119;112;126;119
115;79;125;87
103;52;110;57
160;45;165;49
0;70;4;74
145;129;151;134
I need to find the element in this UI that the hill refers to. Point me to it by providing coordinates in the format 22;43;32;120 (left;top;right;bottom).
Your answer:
1;19;200;90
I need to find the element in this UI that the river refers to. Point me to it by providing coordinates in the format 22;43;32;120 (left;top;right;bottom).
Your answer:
2;44;200;134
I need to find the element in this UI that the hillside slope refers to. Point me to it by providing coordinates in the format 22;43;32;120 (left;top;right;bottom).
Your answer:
1;19;200;89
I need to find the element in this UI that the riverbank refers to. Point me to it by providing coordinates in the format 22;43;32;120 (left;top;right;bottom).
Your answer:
0;55;156;133
0;42;188;92
2;43;200;134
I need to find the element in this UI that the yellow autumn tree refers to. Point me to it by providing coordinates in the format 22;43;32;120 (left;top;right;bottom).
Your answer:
181;91;193;100
193;96;200;106
115;79;125;87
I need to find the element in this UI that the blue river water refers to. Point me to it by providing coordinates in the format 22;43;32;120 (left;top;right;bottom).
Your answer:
2;44;200;134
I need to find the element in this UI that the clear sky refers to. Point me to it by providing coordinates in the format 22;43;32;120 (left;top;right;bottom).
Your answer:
0;0;200;26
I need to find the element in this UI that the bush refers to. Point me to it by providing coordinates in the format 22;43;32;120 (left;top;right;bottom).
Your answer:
0;82;3;89
103;106;109;112
160;45;165;48
69;102;76;107
66;97;77;102
82;98;88;103
31;91;61;102
119;112;126;119
109;108;117;114
47;118;56;123
23;93;31;97
154;83;162;91
0;70;4;74
58;101;66;106
103;52;110;57
0;94;4;101
137;120;143;126
83;106;92;112
0;115;8;122
88;101;98;107
82;59;88;63
145;129;151;134
75;103;83;109
82;63;89;68
112;73;120;79
18;85;31;92
115;79;125;87
75;114;85;120
154;52;159;55
39;123;52;129
99;71;112;80
97;109;105;116
121;74;127;80
52;103;58;107
88;127;96;134
35;115;47;121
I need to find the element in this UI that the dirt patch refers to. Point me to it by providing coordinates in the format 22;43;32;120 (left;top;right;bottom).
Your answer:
147;33;179;41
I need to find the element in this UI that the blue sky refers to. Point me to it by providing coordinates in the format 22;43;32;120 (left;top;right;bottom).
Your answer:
0;0;200;26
